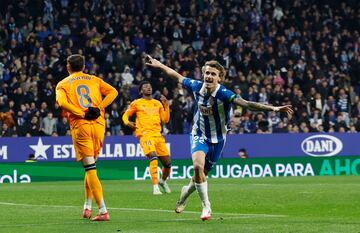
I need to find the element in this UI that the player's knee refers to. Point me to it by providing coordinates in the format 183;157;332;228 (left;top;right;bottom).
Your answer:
82;156;96;165
84;163;96;171
193;163;204;173
147;152;157;160
163;163;171;168
149;156;158;161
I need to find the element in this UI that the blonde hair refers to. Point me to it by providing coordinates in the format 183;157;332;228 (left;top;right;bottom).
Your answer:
201;60;226;80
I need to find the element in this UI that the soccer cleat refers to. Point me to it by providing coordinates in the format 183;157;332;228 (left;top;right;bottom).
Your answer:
200;206;212;221
158;180;171;193
175;186;188;213
92;212;110;221
82;208;92;219
175;200;187;213
153;185;162;195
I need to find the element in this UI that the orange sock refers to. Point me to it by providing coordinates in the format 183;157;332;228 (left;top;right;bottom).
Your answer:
162;167;170;181
86;169;104;209
84;173;93;207
149;159;158;185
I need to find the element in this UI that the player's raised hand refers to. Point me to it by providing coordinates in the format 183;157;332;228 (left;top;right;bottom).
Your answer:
126;121;136;129
273;105;294;119
144;55;162;68
160;95;169;106
144;53;185;83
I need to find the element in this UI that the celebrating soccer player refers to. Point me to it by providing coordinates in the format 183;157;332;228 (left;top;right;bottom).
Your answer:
122;81;172;195
56;54;118;221
145;55;293;220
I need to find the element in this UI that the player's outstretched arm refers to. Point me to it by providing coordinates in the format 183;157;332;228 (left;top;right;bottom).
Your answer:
145;55;185;83
233;96;294;119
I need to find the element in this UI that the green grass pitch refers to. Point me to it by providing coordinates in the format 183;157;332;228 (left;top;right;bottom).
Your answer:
0;176;359;233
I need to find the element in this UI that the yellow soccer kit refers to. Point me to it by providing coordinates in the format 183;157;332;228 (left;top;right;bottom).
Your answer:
56;71;118;160
122;98;170;156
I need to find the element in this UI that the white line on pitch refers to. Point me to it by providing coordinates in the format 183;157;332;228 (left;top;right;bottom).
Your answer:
0;202;286;218
0;215;278;228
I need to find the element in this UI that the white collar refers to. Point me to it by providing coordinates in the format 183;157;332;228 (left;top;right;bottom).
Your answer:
200;84;221;97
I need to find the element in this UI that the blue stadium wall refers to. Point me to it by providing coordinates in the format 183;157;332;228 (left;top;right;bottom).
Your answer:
0;133;359;183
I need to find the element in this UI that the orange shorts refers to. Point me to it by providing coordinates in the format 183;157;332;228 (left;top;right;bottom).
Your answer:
139;136;169;157
71;123;105;161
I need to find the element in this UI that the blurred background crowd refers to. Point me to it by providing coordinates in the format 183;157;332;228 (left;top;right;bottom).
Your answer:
0;0;359;137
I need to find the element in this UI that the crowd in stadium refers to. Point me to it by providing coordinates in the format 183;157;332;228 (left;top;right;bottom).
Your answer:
0;0;359;137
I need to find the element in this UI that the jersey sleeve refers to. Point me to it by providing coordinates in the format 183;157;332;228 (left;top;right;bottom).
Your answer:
182;77;202;93
217;86;236;104
98;78;118;109
122;101;137;125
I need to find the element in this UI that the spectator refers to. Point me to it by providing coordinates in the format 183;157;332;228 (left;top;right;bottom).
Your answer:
240;115;256;134
109;103;122;136
238;148;249;159
1;123;13;137
170;94;185;134
27;116;41;136
334;114;348;132
255;113;270;133
0;0;359;136
121;65;134;85
56;117;69;136
40;112;57;136
15;111;27;136
273;121;288;133
0;111;15;128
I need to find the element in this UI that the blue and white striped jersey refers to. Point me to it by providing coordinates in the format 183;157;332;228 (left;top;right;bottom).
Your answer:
182;77;236;143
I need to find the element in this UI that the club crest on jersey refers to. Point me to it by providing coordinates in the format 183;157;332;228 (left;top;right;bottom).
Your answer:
199;105;213;115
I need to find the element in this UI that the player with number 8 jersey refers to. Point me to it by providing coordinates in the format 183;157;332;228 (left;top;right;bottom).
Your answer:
56;54;118;221
56;72;116;132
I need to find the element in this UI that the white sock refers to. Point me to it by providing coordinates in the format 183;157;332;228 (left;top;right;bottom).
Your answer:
83;197;92;210
153;184;159;189
195;181;210;207
99;200;107;214
180;179;196;202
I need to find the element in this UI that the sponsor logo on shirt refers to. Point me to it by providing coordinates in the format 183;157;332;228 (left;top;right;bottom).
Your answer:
199;105;213;115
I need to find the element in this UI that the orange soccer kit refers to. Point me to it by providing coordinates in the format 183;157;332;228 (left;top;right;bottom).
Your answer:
122;98;170;184
56;71;117;160
56;71;118;217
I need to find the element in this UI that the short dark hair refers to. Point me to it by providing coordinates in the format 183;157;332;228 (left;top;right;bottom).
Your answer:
67;54;85;72
239;148;246;153
138;80;151;93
